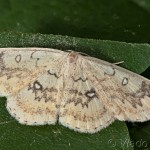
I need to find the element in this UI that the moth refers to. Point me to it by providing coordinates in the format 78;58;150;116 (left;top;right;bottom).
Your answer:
0;48;150;133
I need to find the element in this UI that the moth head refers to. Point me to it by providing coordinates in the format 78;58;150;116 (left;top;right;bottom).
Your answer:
68;51;78;63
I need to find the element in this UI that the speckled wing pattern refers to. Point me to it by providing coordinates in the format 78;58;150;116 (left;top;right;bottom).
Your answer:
0;48;65;125
0;48;150;133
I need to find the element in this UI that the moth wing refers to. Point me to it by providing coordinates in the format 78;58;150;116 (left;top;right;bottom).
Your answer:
59;57;115;133
0;48;64;96
7;72;64;125
0;48;65;125
84;56;150;122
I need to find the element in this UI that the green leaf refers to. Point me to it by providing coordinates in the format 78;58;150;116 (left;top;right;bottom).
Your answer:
0;32;150;150
127;122;150;150
0;0;150;43
132;0;150;13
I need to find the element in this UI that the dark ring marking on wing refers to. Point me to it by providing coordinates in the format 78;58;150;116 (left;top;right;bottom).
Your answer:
47;70;59;79
28;80;58;103
122;77;128;86
72;76;88;82
28;80;43;92
64;88;98;108
15;54;21;63
85;88;98;99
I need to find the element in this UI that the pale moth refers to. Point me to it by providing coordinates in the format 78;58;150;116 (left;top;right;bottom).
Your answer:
0;48;150;133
